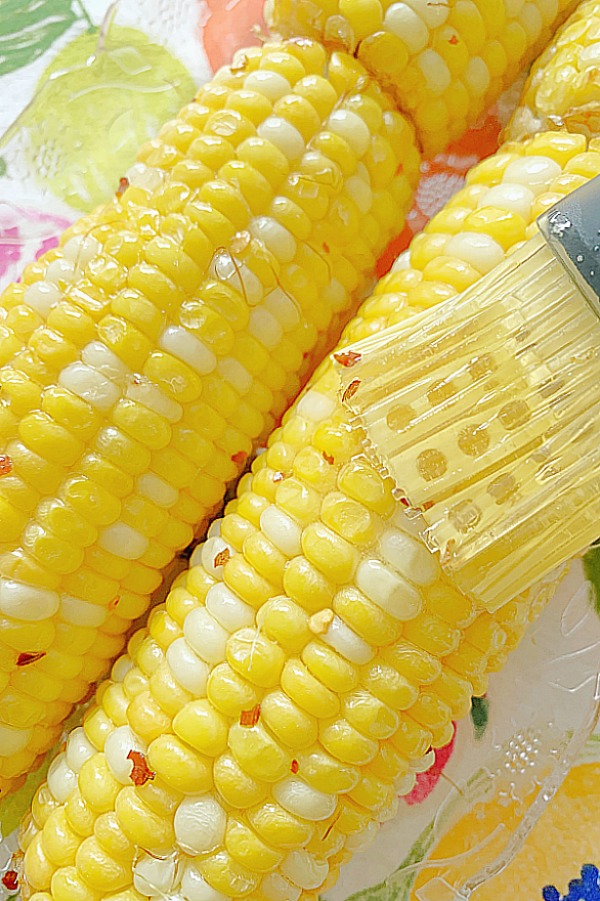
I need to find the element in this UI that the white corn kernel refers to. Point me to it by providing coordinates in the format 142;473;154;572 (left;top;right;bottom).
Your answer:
261;873;301;901
125;162;165;192
167;638;210;695
65;728;96;774
465;57;491;96
83;341;130;383
297;389;337;422
62;234;102;270
379;527;440;586
265;286;301;329
522;2;543;41
478;184;534;219
418;50;451;94
201;537;236;581
273;777;337;821
212;253;264;306
111;655;133;683
159;326;217;376
281;849;329;890
321;278;347;313
207;518;223;539
0;724;31;756
327;110;370;157
137;472;179;508
98;522;149;560
174;795;227;855
502;156;562;194
258;116;305;160
217;357;253;395
0;579;59;621
244;70;291;101
23;281;61;317
133;854;177;898
392;249;411;271
249;307;284;349
384;3;429;53
396;772;417;796
251;216;297;262
104;725;147;785
403;0;449;26
206;583;255;632
344;820;379;851
445;232;505;275
260;505;303;557
59;593;107;628
410;749;436;774
126;378;183;422
47;753;78;804
45;258;77;285
356;558;423;620
579;42;600;69
184;607;229;663
59;362;121;411
319;613;374;664
345;174;373;214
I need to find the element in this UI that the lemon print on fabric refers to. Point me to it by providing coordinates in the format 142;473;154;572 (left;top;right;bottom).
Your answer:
21;26;195;211
411;762;600;900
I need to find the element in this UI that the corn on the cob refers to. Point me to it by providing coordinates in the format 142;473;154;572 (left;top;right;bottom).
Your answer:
265;0;579;157
0;38;422;797
0;0;577;795
16;126;600;901
507;0;600;141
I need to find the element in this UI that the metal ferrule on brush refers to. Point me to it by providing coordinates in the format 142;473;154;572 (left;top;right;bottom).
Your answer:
337;176;600;612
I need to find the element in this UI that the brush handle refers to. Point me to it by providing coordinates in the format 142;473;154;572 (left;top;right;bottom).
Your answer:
539;174;600;311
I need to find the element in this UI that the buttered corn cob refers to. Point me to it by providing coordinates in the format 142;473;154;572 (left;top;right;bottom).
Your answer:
16;124;600;901
0;38;421;795
0;0;576;796
266;0;579;156
507;0;600;141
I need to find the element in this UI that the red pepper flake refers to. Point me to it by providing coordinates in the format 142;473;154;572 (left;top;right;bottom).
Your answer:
231;451;247;466
322;807;342;841
396;163;404;175
399;496;411;508
116;176;129;197
2;871;18;892
240;703;261;727
108;595;120;612
322;451;335;466
322;242;330;254
214;548;231;568
333;350;362;369
17;651;46;667
449;33;459;44
291;759;299;774
342;379;361;403
127;750;156;786
0;454;12;477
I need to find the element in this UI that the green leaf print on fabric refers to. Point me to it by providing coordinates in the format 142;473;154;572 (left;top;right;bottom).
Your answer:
337;824;437;901
584;545;600;618
0;0;79;77
2;25;195;211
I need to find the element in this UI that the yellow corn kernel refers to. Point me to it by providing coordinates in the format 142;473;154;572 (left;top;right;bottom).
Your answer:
213;751;268;808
